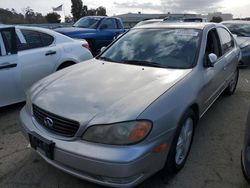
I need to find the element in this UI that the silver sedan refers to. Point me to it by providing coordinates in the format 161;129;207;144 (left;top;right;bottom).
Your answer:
20;22;240;188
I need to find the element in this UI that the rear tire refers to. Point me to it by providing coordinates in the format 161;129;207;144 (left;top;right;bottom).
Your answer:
162;109;196;178
224;68;239;96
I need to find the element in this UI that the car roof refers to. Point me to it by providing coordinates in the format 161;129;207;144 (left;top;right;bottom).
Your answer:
0;25;14;29
222;20;250;24
134;22;218;30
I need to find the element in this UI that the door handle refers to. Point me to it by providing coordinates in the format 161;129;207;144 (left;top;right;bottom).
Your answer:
45;51;56;56
0;63;17;70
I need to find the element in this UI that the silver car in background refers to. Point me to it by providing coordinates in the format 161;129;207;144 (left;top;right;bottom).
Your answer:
20;23;240;188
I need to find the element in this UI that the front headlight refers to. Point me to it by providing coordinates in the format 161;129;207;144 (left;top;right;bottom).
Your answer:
82;121;152;145
26;92;33;114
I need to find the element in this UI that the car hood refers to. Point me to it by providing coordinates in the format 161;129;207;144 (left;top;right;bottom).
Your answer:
55;27;96;35
31;59;192;126
235;37;250;48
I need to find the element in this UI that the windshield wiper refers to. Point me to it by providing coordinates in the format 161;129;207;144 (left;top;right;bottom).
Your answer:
122;60;164;68
98;57;116;62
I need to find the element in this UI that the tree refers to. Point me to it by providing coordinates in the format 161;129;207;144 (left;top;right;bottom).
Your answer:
96;6;106;16
210;16;223;23
82;5;88;17
46;12;61;23
87;9;96;16
65;15;74;23
71;0;83;21
25;7;36;23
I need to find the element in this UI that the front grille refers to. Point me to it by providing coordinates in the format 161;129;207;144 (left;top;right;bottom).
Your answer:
33;105;80;137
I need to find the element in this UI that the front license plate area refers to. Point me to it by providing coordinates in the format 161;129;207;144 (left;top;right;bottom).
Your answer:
29;131;55;160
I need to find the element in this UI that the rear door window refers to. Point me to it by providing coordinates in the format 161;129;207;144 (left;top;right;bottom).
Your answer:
101;19;117;29
19;29;54;51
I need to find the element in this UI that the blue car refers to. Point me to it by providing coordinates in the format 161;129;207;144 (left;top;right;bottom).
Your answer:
55;16;126;55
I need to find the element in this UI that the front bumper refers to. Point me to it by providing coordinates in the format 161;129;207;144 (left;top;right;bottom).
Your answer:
20;107;172;188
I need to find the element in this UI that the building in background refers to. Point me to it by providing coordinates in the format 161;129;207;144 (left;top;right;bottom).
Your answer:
207;12;233;22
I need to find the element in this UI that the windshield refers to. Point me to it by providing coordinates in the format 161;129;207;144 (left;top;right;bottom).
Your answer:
98;28;201;69
73;17;102;29
223;23;250;37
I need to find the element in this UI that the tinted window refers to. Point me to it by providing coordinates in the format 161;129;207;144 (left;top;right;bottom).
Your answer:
40;32;54;46
1;29;17;55
19;29;54;50
99;29;201;69
116;19;122;29
217;28;234;54
100;19;117;29
21;29;43;49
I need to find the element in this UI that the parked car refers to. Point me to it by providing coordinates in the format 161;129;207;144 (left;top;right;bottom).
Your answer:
20;22;240;188
134;19;163;27
222;21;250;67
0;25;93;107
241;109;250;182
164;16;206;23
55;16;126;55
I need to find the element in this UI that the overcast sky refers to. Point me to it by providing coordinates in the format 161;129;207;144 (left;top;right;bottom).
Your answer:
0;0;250;18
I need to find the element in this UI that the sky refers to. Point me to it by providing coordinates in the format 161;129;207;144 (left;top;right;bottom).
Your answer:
0;0;250;18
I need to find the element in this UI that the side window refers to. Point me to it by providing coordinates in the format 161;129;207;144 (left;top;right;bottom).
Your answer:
0;29;17;55
21;29;43;50
217;28;234;55
19;29;54;51
116;19;122;29
205;29;222;63
100;19;117;29
40;32;54;46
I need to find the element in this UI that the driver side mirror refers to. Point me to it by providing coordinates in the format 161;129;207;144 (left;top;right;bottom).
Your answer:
207;53;218;67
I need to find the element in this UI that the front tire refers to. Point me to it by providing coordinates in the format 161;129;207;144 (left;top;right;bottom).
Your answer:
241;151;250;183
163;109;196;176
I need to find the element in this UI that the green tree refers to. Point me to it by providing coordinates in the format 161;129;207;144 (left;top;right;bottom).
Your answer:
82;5;88;17
71;0;83;21
87;9;96;16
210;16;223;23
25;7;36;23
96;6;106;16
46;12;61;23
65;15;73;23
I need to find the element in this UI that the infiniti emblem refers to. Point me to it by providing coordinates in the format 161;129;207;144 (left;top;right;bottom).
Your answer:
44;117;54;127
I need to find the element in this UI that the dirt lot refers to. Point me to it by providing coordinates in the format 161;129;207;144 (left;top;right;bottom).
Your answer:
1;69;250;188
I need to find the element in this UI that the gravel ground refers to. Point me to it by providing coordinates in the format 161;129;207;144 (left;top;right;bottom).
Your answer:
0;69;250;188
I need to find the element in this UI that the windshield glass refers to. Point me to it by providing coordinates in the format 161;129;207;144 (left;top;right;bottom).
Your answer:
73;17;102;29
223;23;250;37
98;28;201;69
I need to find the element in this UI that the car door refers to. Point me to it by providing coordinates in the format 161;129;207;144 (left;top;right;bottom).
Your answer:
216;27;239;82
17;28;58;92
0;27;24;107
96;18;120;49
200;28;227;112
